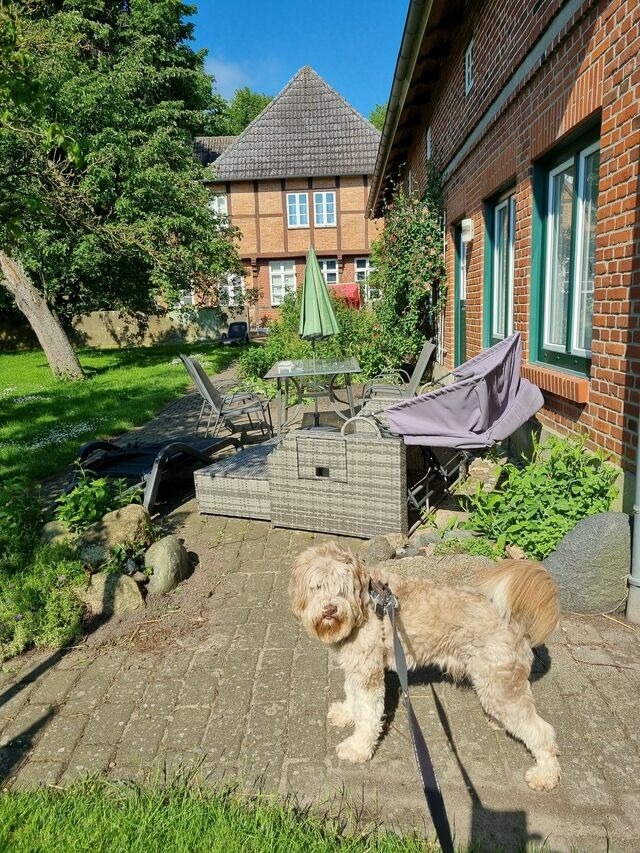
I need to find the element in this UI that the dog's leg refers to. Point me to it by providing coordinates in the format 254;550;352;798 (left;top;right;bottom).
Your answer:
335;669;385;763
327;698;353;728
470;659;560;792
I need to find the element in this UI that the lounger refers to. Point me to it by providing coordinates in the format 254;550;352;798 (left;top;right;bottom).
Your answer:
73;435;240;511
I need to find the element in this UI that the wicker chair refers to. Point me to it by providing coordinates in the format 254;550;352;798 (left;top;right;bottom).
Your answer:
268;429;407;537
179;354;273;440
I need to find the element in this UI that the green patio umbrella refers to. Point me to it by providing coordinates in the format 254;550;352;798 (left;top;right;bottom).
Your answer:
299;247;340;426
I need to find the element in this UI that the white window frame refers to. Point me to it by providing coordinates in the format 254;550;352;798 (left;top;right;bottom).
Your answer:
407;170;415;196
425;126;432;162
318;258;339;285
571;141;600;358
269;260;296;306
491;194;515;341
286;192;309;228
465;39;474;95
218;273;245;307
209;194;228;216
314;191;336;227
355;257;379;301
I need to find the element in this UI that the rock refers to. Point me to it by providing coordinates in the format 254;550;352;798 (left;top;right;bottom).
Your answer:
432;508;469;528
376;554;496;587
543;512;631;612
506;543;527;560
145;536;190;595
77;504;152;568
131;571;149;585
383;533;409;551
41;520;76;546
76;572;143;616
365;536;396;564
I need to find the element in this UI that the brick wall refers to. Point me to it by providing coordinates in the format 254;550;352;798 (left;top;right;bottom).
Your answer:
402;0;639;470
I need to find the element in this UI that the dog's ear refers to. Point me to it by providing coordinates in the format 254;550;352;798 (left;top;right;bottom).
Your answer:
346;550;370;626
288;550;310;623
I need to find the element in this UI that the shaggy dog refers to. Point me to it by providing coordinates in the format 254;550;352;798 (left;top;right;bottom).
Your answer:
289;541;561;792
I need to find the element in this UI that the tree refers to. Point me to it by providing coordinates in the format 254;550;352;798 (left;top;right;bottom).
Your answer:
369;103;387;131
0;1;242;378
205;86;272;136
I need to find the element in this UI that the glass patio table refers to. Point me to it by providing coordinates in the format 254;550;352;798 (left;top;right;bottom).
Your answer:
264;357;362;434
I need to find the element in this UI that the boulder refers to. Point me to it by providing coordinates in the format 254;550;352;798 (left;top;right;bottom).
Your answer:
543;512;631;612
76;573;143;616
41;520;76;546
77;504;151;568
376;553;495;587
365;536;396;564
145;536;190;595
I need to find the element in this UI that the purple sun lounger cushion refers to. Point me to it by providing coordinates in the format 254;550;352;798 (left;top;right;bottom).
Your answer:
384;333;544;449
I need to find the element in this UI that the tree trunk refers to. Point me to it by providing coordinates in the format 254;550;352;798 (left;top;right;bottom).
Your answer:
0;250;84;379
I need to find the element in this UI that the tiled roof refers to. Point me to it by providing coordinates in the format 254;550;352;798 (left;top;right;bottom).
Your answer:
206;67;381;181
194;136;236;166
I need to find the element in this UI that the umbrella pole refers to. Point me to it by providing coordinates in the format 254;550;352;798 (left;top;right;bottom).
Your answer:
312;340;319;427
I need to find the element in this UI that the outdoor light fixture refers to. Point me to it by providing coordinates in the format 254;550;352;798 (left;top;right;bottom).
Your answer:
461;218;474;243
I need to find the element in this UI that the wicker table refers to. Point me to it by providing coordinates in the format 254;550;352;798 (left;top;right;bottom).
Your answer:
264;357;362;434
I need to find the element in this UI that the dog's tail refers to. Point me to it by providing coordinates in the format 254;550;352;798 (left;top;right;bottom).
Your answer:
475;559;560;647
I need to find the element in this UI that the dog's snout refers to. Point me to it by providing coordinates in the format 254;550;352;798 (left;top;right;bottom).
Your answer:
323;604;338;618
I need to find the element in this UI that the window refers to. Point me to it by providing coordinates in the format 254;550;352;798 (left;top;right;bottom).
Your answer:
218;273;245;307
465;39;474;95
209;194;228;216
487;193;515;344
179;288;195;307
355;257;379;301
425;126;432;162
314;191;336;227
269;260;296;306
407;170;415;196
536;137;600;370
318;258;339;285
286;192;308;228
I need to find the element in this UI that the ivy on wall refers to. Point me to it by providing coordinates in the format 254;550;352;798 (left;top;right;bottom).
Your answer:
369;163;447;368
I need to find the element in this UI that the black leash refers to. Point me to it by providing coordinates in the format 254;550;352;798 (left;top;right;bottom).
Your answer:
370;581;455;853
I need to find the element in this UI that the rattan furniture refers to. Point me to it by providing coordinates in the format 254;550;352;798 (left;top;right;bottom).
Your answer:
194;438;281;520
268;429;407;537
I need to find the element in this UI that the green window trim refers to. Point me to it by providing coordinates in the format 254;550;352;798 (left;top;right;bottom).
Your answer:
530;125;600;376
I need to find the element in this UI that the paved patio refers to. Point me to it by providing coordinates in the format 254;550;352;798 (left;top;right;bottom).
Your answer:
2;384;640;852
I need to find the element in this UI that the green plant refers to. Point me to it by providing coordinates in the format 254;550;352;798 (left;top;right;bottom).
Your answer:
55;463;142;533
368;164;447;369
0;478;43;560
461;435;619;560
434;536;506;560
0;541;86;661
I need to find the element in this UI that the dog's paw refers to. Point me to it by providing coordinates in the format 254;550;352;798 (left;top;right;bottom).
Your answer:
328;702;353;728
525;759;560;792
336;735;374;764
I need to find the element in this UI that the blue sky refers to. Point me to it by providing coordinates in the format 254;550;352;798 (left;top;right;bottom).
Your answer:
189;1;408;119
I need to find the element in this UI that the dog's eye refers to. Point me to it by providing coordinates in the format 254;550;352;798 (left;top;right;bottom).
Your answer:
315;583;322;590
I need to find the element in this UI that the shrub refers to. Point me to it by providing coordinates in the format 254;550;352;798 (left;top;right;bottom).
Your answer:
237;293;381;382
0;479;43;562
0;542;86;661
55;464;142;533
461;435;619;560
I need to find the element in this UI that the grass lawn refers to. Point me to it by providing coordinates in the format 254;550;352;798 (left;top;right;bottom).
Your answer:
0;343;237;484
0;779;439;853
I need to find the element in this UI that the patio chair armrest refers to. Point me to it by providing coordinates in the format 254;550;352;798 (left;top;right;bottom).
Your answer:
340;415;383;438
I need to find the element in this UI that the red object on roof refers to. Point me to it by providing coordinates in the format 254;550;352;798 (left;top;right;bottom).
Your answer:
330;283;360;308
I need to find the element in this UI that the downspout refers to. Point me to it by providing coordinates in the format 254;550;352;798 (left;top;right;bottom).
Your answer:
626;428;640;623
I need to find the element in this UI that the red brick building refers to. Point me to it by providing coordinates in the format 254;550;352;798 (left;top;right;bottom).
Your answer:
195;67;382;323
369;0;639;483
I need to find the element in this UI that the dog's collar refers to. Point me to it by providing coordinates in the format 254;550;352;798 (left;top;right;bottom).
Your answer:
369;579;399;618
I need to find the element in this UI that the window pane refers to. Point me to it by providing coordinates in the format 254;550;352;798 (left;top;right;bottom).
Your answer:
573;149;599;354
545;165;574;349
493;204;508;339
